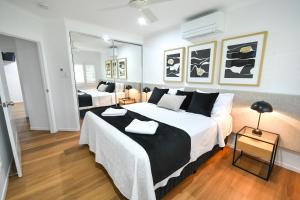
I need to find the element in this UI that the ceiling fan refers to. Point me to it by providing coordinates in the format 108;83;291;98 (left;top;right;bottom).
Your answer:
98;0;174;23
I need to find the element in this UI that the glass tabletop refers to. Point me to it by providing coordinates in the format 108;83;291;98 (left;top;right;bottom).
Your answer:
238;126;279;145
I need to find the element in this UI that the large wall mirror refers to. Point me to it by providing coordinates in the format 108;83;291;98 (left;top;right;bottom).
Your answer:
69;32;143;119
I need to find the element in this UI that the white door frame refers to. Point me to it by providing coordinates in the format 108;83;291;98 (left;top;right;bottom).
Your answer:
0;32;57;133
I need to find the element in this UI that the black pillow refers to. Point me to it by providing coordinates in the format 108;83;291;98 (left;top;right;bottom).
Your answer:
148;87;169;104
97;81;106;89
176;90;194;110
105;82;115;93
187;92;219;117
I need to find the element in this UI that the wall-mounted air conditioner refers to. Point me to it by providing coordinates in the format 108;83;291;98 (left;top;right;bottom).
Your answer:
181;11;225;39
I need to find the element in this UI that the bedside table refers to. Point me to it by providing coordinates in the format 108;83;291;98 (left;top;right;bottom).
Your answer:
232;126;279;180
119;98;135;105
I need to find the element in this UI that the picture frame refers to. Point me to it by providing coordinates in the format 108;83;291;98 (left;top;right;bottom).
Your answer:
163;47;185;82
112;60;118;79
219;31;268;86
186;41;217;84
105;60;112;78
117;58;127;80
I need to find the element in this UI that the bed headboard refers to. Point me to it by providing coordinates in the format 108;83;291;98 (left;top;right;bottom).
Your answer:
143;83;300;153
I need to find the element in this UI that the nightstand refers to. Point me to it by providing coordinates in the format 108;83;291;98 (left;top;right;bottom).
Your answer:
119;98;135;105
232;126;279;180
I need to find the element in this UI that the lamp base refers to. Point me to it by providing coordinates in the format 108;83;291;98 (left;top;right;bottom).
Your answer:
252;129;262;136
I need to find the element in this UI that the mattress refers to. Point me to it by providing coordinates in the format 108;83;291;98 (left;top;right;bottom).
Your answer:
79;102;232;200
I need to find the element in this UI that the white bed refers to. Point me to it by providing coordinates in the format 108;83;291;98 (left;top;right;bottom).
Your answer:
79;89;125;110
79;102;232;200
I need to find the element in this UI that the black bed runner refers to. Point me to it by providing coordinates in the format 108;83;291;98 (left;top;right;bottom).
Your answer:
78;90;92;107
91;106;191;184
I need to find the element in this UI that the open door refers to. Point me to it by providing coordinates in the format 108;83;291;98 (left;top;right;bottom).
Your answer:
0;52;22;177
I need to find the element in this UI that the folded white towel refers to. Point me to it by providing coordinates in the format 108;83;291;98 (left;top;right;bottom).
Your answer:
125;119;159;135
101;108;127;116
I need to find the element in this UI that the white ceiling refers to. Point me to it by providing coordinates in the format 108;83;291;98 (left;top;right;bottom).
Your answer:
5;0;245;37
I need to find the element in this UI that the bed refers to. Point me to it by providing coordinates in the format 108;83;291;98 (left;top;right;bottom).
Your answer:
78;89;125;110
79;102;232;200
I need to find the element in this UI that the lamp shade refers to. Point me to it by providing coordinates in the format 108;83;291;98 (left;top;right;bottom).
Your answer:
143;87;151;93
125;85;132;90
251;101;273;113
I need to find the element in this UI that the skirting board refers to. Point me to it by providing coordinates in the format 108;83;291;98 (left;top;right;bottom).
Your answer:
58;128;80;132
30;126;50;131
0;159;12;200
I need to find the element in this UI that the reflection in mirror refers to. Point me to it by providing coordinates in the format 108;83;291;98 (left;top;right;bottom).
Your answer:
69;32;143;119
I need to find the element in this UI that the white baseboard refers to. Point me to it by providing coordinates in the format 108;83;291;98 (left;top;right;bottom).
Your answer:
30;126;50;131
1;159;12;200
58;128;80;132
275;160;300;173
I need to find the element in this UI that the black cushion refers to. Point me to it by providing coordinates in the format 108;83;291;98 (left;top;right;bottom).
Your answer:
187;92;219;117
148;87;169;104
105;82;115;93
176;90;194;110
96;81;106;89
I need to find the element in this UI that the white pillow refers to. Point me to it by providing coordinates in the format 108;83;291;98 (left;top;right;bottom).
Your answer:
157;94;186;111
98;84;108;92
168;88;184;95
115;82;124;92
196;90;234;116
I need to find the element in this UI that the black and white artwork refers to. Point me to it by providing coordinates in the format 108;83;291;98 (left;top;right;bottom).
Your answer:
118;58;127;80
164;47;185;82
187;41;216;83
105;60;112;78
219;32;267;85
112;60;118;79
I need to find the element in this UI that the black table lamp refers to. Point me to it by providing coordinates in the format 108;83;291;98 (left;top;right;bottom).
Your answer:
251;101;273;136
143;87;151;102
125;85;132;98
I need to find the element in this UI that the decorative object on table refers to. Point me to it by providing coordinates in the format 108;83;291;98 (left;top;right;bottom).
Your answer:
164;47;185;82
251;101;273;136
125;84;132;98
112;60;118;79
105;60;112;78
232;126;279;180
143;87;151;102
118;58;127;80
187;41;217;84
219;31;268;86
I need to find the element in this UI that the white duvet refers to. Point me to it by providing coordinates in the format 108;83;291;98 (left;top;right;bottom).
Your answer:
79;102;232;200
79;89;125;109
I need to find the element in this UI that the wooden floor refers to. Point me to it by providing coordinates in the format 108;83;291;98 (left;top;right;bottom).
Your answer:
6;103;300;200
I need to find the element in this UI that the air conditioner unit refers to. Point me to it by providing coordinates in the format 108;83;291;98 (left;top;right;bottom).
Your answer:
181;11;225;39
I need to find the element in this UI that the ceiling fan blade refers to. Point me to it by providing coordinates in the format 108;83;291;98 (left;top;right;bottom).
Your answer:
146;0;174;6
141;8;158;23
97;4;129;12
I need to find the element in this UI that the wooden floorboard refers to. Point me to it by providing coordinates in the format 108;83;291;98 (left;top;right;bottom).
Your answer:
6;103;300;200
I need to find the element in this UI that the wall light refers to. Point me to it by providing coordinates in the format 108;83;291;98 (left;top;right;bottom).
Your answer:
138;17;147;26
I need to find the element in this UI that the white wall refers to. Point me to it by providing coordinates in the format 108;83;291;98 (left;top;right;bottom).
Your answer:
143;0;300;95
4;62;23;102
15;38;50;130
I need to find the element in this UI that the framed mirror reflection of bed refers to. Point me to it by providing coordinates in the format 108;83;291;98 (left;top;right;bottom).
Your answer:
69;32;143;120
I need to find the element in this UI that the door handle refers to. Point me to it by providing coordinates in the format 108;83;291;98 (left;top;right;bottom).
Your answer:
1;101;15;107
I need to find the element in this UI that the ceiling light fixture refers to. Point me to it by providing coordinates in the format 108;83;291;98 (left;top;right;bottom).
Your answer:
102;35;110;42
37;2;49;10
138;17;147;26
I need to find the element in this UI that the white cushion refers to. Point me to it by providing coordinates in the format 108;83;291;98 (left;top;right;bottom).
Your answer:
196;90;234;116
157;94;186;111
168;88;184;95
98;84;108;92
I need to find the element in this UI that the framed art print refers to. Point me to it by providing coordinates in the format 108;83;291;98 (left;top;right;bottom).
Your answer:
112;60;118;79
219;31;268;86
164;47;185;82
118;58;127;80
105;60;112;78
187;41;217;83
